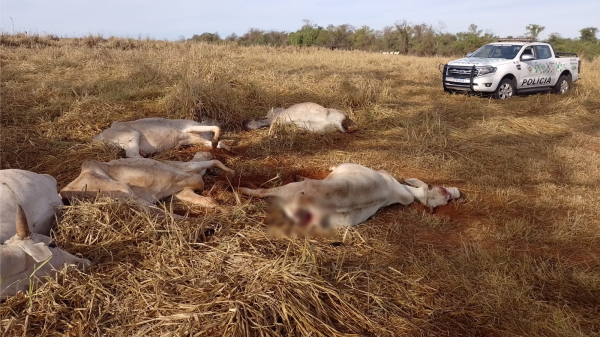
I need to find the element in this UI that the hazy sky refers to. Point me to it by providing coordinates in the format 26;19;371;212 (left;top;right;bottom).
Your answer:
1;0;599;40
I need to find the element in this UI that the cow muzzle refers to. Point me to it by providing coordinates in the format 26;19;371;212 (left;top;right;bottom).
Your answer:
341;118;357;133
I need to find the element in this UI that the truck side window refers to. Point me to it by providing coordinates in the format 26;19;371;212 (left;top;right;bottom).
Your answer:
534;45;552;59
522;46;534;57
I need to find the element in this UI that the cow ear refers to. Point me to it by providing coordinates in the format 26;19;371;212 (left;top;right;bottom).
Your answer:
405;178;427;188
20;242;53;263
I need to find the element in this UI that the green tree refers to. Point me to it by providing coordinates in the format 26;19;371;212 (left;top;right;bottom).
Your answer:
525;24;545;40
289;21;322;47
352;25;375;50
225;33;238;43
190;32;221;43
315;28;331;48
394;20;411;54
579;27;598;42
454;24;495;54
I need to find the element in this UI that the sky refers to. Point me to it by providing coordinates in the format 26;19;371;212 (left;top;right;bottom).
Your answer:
1;0;599;40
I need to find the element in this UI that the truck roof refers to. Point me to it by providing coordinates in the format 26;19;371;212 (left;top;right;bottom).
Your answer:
488;41;548;46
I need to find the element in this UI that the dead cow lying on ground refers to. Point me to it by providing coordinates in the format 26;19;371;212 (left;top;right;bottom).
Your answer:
0;170;92;299
1;206;91;299
0;169;63;243
243;102;356;133
60;152;234;209
94;118;232;158
239;163;460;229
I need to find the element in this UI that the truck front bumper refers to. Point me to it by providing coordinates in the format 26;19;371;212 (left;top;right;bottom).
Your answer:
441;64;499;93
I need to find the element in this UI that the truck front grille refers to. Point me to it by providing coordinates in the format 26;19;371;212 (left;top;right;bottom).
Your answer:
447;66;477;78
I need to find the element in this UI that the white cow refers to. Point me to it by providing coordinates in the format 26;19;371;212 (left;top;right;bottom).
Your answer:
239;163;460;229
242;102;357;133
94;118;231;158
1;206;90;299
60;152;234;209
0;169;63;243
1;171;91;299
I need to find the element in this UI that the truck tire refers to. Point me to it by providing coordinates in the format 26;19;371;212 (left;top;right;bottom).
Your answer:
553;74;572;95
494;78;516;100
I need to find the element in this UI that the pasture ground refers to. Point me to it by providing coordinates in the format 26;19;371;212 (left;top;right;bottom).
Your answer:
1;35;600;336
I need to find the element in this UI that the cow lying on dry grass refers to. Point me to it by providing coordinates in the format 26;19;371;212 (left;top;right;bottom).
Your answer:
94;118;232;158
239;163;460;229
243;102;357;133
60;152;234;209
0;169;63;243
1;169;90;299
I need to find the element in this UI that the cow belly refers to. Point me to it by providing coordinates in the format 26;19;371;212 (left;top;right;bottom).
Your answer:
137;130;181;155
129;185;178;203
292;120;336;133
328;202;389;227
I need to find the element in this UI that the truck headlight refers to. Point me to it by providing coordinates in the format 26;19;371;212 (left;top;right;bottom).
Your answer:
476;66;496;76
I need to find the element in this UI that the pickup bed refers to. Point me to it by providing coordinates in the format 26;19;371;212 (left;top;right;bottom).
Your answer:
441;39;580;99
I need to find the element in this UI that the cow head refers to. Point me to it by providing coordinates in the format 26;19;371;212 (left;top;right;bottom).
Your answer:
0;205;90;299
404;178;460;211
328;109;356;133
340;116;357;133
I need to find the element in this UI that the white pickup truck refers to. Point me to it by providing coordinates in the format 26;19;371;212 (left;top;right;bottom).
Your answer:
441;39;581;99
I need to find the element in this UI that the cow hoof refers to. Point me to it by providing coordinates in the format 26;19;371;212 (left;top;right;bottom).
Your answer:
226;171;235;180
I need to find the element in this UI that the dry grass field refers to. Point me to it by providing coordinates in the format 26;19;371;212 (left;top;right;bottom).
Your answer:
1;34;600;336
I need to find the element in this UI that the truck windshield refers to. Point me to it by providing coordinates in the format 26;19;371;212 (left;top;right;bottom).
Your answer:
469;44;523;59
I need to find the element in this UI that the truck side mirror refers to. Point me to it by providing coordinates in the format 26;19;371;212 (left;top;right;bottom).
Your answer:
521;54;534;61
466;52;473;57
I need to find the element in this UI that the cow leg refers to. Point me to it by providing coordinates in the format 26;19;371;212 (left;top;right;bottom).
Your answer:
99;127;142;158
200;139;233;152
119;130;142;158
184;125;221;142
175;187;221;209
238;187;281;198
345;204;384;227
324;204;383;228
187;160;235;179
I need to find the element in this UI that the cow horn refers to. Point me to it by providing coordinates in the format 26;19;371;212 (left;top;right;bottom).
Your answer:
15;205;31;238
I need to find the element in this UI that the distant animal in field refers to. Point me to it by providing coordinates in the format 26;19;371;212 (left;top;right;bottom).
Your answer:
242;102;357;133
1;172;90;299
238;163;460;229
0;169;63;243
94;118;232;158
60;152;234;209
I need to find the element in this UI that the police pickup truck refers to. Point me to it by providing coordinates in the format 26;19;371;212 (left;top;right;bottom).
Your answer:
441;39;580;99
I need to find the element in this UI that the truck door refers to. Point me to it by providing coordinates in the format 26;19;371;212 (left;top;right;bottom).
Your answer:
518;45;554;89
533;45;555;86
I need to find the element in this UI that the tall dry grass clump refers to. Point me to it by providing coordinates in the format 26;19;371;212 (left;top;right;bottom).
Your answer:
1;35;600;336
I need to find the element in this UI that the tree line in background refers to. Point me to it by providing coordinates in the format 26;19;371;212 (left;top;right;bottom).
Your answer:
188;21;600;60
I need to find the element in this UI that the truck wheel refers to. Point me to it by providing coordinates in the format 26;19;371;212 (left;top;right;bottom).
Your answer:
553;74;572;94
494;78;515;100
